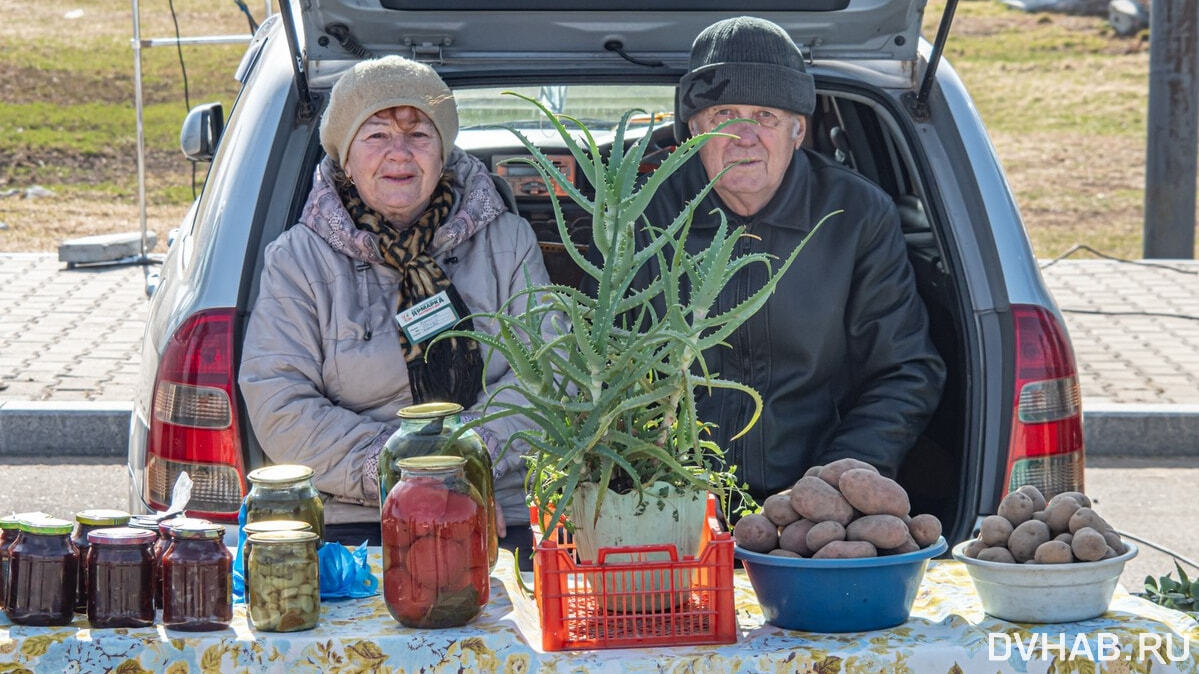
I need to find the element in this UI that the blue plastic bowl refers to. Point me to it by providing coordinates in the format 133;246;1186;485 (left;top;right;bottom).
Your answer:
735;537;947;632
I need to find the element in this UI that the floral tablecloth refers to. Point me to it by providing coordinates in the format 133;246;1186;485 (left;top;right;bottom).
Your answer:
1;552;1197;673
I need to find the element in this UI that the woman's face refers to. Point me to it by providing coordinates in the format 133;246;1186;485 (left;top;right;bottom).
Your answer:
344;106;444;226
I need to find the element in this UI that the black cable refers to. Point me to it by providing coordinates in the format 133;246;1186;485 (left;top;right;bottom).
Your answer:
166;0;198;199
1040;243;1198;275
233;0;259;33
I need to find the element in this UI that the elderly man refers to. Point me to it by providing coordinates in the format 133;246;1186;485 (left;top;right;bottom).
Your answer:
639;16;946;505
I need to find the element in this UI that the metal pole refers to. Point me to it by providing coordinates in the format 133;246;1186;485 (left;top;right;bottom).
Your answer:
132;0;149;261
1144;0;1199;259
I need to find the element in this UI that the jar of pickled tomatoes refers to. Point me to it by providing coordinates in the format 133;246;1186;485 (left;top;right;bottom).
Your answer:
380;456;489;628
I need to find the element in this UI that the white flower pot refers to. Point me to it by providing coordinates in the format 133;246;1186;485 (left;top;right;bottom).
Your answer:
570;481;708;612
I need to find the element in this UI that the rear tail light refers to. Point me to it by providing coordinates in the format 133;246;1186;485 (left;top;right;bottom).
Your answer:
147;308;245;520
1003;304;1085;500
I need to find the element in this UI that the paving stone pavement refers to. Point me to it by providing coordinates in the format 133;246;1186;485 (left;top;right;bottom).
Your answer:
0;254;1197;406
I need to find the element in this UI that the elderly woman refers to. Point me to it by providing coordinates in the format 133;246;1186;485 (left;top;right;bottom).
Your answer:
238;56;549;549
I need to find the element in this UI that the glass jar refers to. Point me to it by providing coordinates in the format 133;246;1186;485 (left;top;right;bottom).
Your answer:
86;527;156;628
246;530;320;632
71;509;131;612
381;402;498;569
155;517;212;610
381;456;489;628
240;520;311;598
161;521;233;631
7;516;79;626
127;515;163;609
1;512;50;612
245;465;325;544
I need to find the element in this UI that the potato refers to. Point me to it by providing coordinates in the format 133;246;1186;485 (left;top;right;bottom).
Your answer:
733;513;778;553
997;491;1036;526
964;538;987;558
1034;540;1074;564
817;458;877;487
763;492;802;527
1071;527;1108;562
1055;491;1092;508
1044;498;1081;535
908;513;942;548
979;515;1013;547
812;540;877;559
1007;520;1051;563
847;514;908;550
882;535;920;555
1102;546;1120;560
1016;484;1047;512
837;469;910;517
1048;491;1088;509
1054;532;1073;545
803;464;824;479
1068;507;1111;535
977;547;1016;563
806;520;847;552
1103;530;1126;555
789;476;855;525
769;549;802;558
778;519;817;556
1032;510;1050;524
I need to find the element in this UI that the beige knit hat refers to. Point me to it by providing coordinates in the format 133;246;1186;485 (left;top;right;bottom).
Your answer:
319;55;458;165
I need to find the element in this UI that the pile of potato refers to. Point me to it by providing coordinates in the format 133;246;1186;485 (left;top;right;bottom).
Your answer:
732;458;942;558
960;486;1127;564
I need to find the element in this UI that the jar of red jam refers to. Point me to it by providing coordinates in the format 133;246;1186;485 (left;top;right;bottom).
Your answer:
1;512;50;611
381;456;489;628
245;465;325;544
71;509;131;612
7;516;79;626
161;521;232;631
86;527;156;628
155;517;212;610
381;402;497;569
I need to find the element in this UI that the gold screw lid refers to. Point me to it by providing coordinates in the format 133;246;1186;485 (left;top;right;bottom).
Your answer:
160;516;213;536
243;520;312;535
397;455;466;472
169;522;225;540
247;464;315;485
397;402;464;419
247;530;320;545
75;509;132;526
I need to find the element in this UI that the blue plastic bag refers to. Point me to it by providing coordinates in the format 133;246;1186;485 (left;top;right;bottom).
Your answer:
232;501;377;603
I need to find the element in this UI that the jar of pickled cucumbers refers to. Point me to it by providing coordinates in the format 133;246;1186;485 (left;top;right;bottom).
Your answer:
246;530;320;632
381;456;489;628
71;509;131;612
86;527;156;628
381;402;497;569
245;465;325;544
160;521;232;631
7;516;79;626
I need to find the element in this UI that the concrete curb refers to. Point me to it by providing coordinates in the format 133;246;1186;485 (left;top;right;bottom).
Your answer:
0;401;1197;459
0;401;131;457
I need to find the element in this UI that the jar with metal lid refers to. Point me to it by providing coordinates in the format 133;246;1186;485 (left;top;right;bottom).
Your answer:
381;455;489;628
7;516;79;626
155;516;213;609
246;530;321;632
71;509;131;612
1;512;50;612
86;527;156;628
161;521;233;631
240;520;311;597
381;402;497;569
245;465;325;544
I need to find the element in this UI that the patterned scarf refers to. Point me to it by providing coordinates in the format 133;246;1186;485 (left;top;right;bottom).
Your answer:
336;171;485;408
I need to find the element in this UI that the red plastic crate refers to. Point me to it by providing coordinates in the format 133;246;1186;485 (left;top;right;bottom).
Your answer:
530;495;737;651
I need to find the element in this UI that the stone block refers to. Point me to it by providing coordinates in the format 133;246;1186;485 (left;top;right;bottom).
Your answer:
58;232;156;266
0;401;130;456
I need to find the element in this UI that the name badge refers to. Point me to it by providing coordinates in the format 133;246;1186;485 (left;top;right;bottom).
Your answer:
395;291;459;344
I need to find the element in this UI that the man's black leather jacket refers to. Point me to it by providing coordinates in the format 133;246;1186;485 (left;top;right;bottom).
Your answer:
624;148;946;503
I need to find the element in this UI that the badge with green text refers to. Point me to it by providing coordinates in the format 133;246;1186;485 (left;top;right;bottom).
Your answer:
395;291;459;344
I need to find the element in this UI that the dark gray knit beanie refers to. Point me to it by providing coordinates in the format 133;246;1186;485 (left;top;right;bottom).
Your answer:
675;16;815;142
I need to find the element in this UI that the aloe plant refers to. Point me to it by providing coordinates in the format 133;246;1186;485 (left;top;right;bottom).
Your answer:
438;92;834;530
1142;561;1199;613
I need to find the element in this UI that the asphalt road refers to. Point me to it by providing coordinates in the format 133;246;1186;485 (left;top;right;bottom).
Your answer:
3;454;1197;596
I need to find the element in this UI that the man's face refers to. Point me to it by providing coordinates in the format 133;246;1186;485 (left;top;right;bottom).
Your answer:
691;105;804;216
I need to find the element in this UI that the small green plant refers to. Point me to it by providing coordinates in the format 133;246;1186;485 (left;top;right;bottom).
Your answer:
440;91;831;532
1141;562;1199;613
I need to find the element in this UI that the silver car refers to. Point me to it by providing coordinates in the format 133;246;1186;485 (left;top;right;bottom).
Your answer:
128;0;1085;545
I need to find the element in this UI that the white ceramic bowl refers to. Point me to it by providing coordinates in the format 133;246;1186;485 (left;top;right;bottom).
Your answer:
951;540;1138;623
